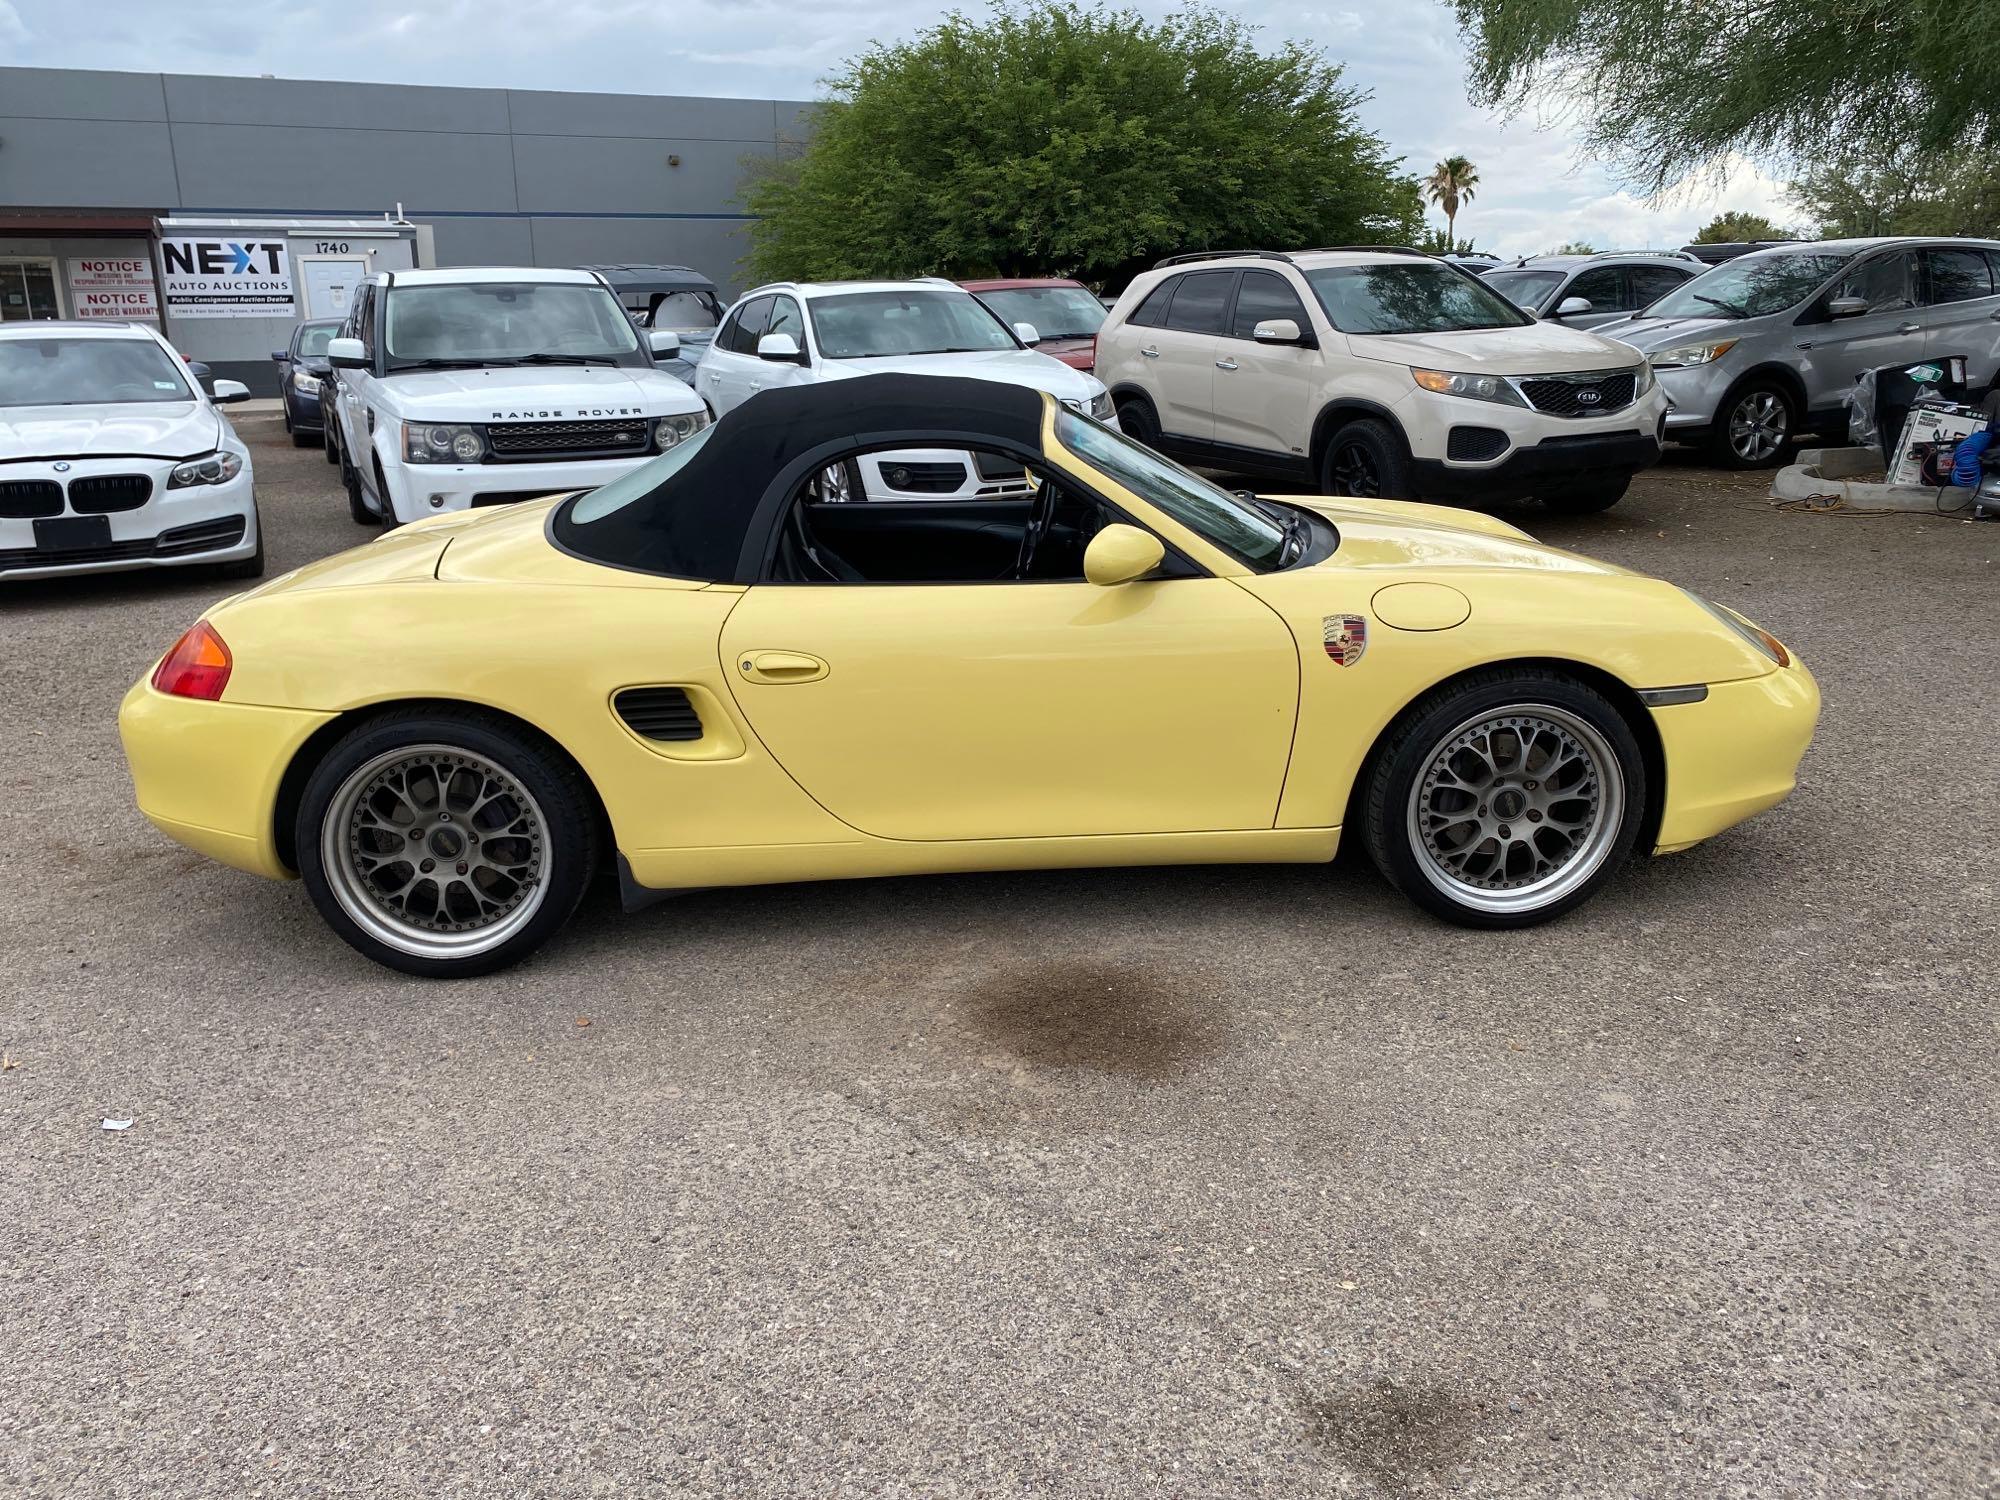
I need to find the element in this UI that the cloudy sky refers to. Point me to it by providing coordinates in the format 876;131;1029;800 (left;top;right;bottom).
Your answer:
0;0;1800;256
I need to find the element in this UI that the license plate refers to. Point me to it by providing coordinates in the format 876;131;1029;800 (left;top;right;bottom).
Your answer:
33;515;111;553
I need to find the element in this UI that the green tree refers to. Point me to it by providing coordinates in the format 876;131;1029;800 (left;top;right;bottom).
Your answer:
1423;156;1480;245
1416;226;1479;255
743;2;1423;285
1551;240;1598;255
1691;210;1793;243
1789;149;2000;238
1452;0;2000;195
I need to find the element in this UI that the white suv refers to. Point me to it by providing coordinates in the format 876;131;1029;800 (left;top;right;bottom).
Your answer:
696;279;1115;501
1096;249;1669;513
327;267;709;527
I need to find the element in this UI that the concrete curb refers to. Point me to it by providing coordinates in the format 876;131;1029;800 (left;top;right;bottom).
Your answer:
1772;446;1947;513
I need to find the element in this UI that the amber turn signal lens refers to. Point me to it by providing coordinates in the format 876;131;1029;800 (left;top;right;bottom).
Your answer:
1753;627;1791;668
151;620;232;701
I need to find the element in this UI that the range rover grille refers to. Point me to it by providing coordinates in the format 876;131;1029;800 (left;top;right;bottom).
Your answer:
487;419;652;461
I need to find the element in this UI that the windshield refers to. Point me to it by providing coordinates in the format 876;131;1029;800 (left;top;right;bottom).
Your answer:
569;423;717;522
973;286;1106;341
1482;269;1565;312
809;290;1017;359
384;282;642;367
297;323;338;356
1304;263;1532;334
1644;252;1855;320
0;336;192;407
1054;409;1288;569
649;290;721;331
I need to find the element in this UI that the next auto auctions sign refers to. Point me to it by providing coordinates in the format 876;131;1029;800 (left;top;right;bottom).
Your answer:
159;236;294;319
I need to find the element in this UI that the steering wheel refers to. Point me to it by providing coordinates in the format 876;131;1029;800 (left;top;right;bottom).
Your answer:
1014;477;1059;578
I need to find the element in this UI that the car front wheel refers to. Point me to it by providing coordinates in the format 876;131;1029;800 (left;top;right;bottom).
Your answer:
297;711;600;977
1710;383;1793;469
1362;669;1646;927
1320;419;1412;499
1539;474;1629;513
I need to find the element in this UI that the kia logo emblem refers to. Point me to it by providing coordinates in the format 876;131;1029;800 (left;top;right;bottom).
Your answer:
1576;388;1602;405
53;461;71;472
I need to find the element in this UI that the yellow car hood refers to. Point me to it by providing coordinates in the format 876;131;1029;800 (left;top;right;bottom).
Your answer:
1291;497;1633;576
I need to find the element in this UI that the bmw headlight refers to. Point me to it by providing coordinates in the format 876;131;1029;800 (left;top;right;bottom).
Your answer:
1409;367;1528;408
291;370;321;395
1649;339;1738;370
166;450;244;489
1686;591;1790;667
403;422;485;463
653;409;710;451
1088;390;1115;421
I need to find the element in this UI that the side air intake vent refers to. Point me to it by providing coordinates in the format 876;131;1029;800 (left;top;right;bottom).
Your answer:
614;686;702;742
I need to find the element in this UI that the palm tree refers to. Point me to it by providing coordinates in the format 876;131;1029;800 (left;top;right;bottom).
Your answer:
1424;157;1481;246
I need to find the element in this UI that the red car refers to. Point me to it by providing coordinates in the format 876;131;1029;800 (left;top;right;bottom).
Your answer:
960;277;1107;371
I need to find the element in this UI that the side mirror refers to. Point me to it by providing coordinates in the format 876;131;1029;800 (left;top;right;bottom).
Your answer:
1083;523;1165;587
210;378;252;404
327;336;369;368
756;331;803;363
1013;321;1042;346
1553;296;1593;318
1252;318;1303;344
647;329;682;359
270;350;289;362
1828;295;1869;320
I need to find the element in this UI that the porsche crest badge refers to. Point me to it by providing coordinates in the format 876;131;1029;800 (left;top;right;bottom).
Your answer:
1323;614;1368;667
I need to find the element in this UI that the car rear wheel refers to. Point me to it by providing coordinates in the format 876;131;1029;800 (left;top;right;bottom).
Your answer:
1362;669;1646;927
340;449;373;525
1539;474;1629;513
297;711;600;978
1320;419;1411;500
1113;393;1162;448
1709;383;1793;469
323;419;340;466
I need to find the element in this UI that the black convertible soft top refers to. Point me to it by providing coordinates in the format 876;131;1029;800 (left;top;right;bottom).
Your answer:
550;374;1049;582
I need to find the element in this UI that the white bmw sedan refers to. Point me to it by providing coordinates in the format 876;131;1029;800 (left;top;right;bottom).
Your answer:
0;322;263;582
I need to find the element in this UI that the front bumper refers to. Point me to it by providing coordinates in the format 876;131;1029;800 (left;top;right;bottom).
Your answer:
285;384;325;432
0;459;259;580
1650;657;1820;853
118;678;334;879
379;451;665;523
1411;430;1664;502
1656;362;1735;431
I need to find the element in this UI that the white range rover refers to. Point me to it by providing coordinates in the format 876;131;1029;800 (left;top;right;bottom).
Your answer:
695;279;1116;501
326;267;708;527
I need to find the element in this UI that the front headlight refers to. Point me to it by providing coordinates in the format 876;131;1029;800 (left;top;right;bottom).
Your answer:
167;451;244;489
1687;591;1790;667
291;370;321;395
1409;367;1528;408
1649;339;1738;370
403;422;485;463
653;409;710;451
1633;361;1655;397
1088;390;1115;421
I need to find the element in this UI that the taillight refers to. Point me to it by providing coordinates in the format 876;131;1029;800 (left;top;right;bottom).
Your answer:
151;620;232;701
1088;333;1097;371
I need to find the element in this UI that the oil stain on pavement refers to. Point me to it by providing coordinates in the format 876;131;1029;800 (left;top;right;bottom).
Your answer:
1300;1377;1484;1495
960;959;1226;1082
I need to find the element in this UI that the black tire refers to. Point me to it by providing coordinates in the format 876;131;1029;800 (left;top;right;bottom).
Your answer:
372;458;400;532
1539;474;1630;514
323;419;340;466
1319;418;1412;499
1706;381;1795;469
213;509;267;580
1361;668;1647;929
341;449;373;525
1113;392;1162;448
296;709;601;978
291;426;315;448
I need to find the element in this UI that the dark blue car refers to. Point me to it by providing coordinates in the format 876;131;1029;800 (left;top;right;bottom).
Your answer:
270;319;341;448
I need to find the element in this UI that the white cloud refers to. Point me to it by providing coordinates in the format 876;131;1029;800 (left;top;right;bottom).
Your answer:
0;0;30;43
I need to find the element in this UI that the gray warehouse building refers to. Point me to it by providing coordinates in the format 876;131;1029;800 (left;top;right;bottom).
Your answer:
0;65;812;392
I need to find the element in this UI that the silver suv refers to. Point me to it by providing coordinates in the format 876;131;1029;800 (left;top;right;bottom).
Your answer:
1483;251;1703;331
1597;236;2000;467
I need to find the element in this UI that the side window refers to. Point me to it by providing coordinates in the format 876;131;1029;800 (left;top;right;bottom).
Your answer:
1565;266;1625;311
1832;253;1916;313
355;286;377;355
1163;271;1234;334
730;295;774;352
1128;278;1176;328
1229;271;1310;339
1928;249;1993;305
714;305;744;353
765;294;805;347
1627;265;1692;308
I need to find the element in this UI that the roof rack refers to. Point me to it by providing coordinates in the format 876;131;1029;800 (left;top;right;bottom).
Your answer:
1152;249;1296;269
1300;245;1434;257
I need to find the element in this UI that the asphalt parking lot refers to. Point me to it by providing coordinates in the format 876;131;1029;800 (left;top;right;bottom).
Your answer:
3;409;1995;1498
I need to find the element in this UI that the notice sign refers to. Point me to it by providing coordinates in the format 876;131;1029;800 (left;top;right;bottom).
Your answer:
159;236;294;318
68;258;159;322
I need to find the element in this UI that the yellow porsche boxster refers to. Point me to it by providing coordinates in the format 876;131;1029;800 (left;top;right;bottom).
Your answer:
119;374;1818;977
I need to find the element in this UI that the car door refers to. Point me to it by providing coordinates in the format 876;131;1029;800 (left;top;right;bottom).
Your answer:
335;283;376;458
745;293;816;399
716;484;1299;842
1921;246;2000;390
1209;269;1317;462
698;295;773;415
1799;250;1926;412
1134;270;1234;447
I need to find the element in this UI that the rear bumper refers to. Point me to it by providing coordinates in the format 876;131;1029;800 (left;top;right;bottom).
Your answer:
1651;658;1820;853
118;678;334;879
1411;430;1663;502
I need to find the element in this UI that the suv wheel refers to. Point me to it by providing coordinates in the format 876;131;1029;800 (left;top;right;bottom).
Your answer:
1321;419;1411;499
341;449;373;525
1113;393;1162;447
1540;475;1629;514
1710;383;1793;469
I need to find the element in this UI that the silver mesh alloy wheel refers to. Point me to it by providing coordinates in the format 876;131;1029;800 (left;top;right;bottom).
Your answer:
321;743;551;960
1405;704;1625;916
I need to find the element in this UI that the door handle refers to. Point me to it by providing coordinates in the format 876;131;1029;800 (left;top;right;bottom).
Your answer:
1897;322;1921;335
737;650;828;684
1987;308;2000;321
1139;345;1160;358
1215;358;1239;371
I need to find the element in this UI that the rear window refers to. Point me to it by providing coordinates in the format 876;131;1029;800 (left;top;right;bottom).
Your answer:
1303;263;1531;334
1162;272;1233;334
1483;269;1564;311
